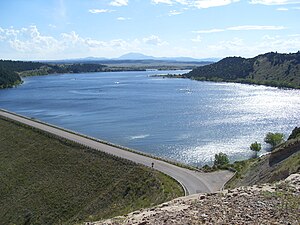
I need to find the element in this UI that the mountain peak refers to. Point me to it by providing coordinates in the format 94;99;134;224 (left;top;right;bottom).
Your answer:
117;53;155;60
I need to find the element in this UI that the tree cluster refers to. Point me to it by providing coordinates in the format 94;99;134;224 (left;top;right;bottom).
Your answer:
0;67;21;88
214;152;229;167
264;132;285;149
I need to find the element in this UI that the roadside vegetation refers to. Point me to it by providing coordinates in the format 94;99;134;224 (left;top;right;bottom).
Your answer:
250;141;262;158
0;116;183;225
202;128;299;188
225;128;300;189
264;132;285;149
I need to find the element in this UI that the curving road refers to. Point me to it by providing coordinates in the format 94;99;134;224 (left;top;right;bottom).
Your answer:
0;109;234;195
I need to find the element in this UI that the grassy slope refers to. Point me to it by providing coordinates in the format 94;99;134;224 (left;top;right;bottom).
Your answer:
226;137;300;189
0;117;183;225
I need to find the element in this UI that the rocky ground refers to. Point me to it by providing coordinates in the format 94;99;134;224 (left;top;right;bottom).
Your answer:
89;173;300;225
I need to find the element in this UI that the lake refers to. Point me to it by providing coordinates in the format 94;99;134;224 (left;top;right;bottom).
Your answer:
1;70;300;166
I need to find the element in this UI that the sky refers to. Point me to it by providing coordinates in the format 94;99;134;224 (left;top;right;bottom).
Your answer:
0;0;300;60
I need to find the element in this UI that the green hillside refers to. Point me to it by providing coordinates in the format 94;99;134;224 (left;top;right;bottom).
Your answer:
186;51;300;88
0;60;108;88
226;133;300;189
0;116;183;225
0;67;22;88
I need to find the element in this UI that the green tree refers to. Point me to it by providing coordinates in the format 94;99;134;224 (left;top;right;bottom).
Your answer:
250;141;261;158
214;152;229;167
264;132;284;149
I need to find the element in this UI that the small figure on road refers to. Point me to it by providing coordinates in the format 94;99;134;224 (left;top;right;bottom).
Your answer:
151;162;154;168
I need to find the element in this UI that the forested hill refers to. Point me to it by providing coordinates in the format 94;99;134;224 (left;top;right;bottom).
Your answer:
0;67;22;88
0;60;45;88
185;51;300;88
0;60;107;88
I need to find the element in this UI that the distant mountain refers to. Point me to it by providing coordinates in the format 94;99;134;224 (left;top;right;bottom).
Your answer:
39;53;219;63
40;57;108;64
117;52;219;62
82;56;108;61
185;51;300;89
117;53;156;60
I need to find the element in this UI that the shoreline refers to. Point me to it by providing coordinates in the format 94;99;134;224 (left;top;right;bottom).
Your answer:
0;108;234;195
1;68;189;90
152;74;300;90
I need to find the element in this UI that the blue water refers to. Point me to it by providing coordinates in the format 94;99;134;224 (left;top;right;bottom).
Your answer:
1;70;300;166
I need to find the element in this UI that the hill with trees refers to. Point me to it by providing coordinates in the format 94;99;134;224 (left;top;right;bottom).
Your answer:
0;60;108;88
0;67;22;88
185;51;300;89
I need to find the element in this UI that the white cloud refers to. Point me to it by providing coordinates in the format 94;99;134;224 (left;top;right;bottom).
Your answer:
0;25;134;58
88;9;114;14
0;26;172;59
176;0;189;4
194;28;225;33
227;25;286;30
0;26;60;53
249;0;300;5
1;25;299;60
169;10;183;16
195;25;286;33
276;7;289;10
48;24;57;28
152;0;239;8
288;34;300;37
193;0;240;9
207;35;300;57
208;38;244;52
110;0;128;7
192;35;202;42
143;35;168;46
152;0;173;4
117;17;131;20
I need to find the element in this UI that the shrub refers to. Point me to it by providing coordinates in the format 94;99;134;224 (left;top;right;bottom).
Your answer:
250;141;261;158
214;152;229;167
264;132;284;149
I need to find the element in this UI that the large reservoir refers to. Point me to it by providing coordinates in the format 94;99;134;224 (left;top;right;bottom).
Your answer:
1;70;299;166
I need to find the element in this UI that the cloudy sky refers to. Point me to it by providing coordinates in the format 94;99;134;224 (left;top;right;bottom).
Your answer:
0;0;299;60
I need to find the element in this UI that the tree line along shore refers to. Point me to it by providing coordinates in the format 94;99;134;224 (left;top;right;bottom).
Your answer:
0;59;205;88
1;51;300;89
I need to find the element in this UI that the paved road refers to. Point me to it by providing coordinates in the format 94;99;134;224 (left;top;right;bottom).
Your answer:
0;109;234;195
